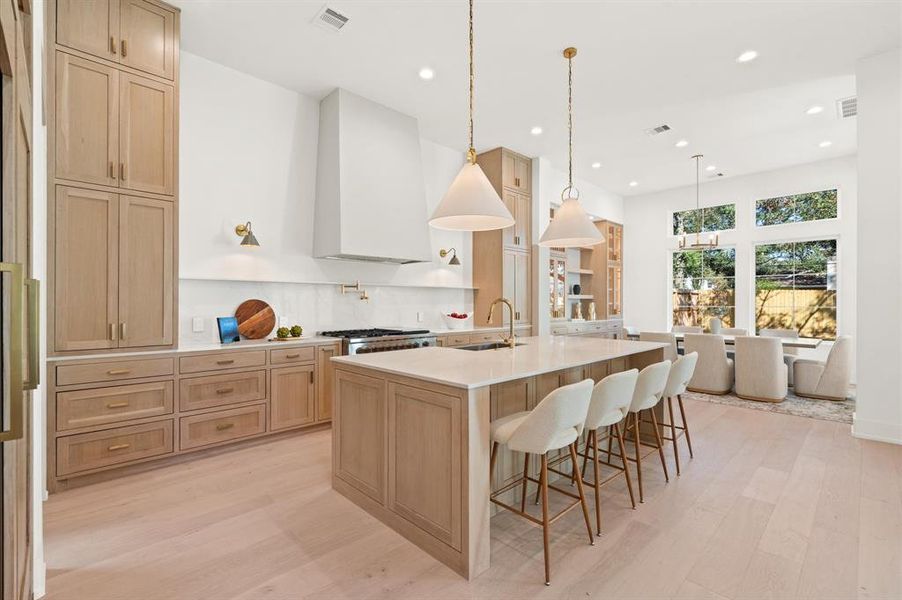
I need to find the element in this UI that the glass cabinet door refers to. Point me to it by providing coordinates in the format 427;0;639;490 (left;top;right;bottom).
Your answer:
549;255;567;319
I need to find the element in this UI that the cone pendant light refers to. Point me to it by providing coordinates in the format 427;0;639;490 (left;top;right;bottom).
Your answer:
429;0;514;232
538;47;604;248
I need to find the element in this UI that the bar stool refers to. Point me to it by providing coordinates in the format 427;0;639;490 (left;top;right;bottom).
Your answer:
489;379;595;585
578;369;639;535
660;352;698;476
626;361;671;503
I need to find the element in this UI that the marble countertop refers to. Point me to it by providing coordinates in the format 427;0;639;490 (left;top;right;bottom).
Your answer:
331;335;667;389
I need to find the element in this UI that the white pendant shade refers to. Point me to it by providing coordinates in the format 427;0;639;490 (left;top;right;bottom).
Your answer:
429;162;515;231
539;197;604;247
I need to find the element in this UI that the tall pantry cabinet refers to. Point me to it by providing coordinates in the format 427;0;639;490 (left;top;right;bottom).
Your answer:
48;0;179;354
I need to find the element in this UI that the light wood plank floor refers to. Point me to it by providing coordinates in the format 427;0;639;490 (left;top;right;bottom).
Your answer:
44;399;902;600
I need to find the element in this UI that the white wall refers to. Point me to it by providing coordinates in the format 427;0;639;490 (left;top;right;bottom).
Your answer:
179;52;474;339
854;49;902;445
623;156;858;367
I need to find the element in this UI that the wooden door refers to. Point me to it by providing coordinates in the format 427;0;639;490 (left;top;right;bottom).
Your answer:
54;186;119;351
119;0;177;80
56;0;119;62
513;251;530;324
316;344;338;422
118;196;173;347
2;0;36;597
270;365;316;430
119;72;174;195
55;53;119;187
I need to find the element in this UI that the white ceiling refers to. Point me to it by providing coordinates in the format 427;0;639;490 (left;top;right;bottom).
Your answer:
172;0;900;196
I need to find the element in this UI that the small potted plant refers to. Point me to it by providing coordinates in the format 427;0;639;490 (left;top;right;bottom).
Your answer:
290;325;303;338
275;326;291;340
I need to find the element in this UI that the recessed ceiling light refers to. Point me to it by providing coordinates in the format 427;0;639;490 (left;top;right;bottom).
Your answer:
736;50;758;63
591;162;602;169
418;67;435;80
675;139;689;148
628;181;638;187
819;140;832;148
530;126;543;135
706;165;716;172
806;105;824;115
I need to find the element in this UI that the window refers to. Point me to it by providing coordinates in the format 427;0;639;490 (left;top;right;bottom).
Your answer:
755;239;837;339
672;203;735;236
755;189;838;226
672;248;736;330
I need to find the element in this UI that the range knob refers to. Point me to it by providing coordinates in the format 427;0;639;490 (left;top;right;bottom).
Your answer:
421;341;430;347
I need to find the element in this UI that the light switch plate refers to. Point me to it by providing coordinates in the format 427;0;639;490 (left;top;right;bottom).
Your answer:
417;311;424;323
192;317;204;333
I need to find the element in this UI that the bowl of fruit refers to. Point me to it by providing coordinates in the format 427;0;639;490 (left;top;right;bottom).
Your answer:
442;311;472;330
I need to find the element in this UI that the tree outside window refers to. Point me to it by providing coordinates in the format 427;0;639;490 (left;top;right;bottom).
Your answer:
756;189;838;226
672;203;735;236
672;248;736;330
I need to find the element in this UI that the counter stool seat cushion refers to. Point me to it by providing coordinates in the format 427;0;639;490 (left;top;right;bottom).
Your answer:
490;412;530;445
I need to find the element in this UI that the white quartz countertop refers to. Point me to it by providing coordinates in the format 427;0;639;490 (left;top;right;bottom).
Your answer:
331;335;667;389
48;336;339;362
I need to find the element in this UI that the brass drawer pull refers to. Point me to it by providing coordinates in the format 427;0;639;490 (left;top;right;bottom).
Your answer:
216;422;235;431
215;388;234;395
110;36;117;55
110;323;117;341
109;161;116;179
119;322;127;340
106;401;130;409
107;369;131;375
216;359;235;365
107;443;131;451
286;353;301;359
120;163;126;181
121;39;127;57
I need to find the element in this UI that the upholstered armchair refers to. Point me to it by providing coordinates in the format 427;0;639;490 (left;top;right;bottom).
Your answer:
684;333;733;394
639;331;678;362
734;336;788;402
793;336;853;401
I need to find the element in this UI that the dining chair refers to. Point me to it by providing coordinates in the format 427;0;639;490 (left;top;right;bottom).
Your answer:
760;328;800;385
684;333;733;394
794;336;852;401
672;325;703;334
639;332;678;362
734;336;787;402
660;352;698;475
489;379;595;585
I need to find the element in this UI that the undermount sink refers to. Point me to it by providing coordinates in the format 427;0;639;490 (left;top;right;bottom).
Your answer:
457;342;525;351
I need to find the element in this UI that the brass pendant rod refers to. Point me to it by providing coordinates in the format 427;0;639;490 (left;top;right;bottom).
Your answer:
567;49;573;189
467;0;476;164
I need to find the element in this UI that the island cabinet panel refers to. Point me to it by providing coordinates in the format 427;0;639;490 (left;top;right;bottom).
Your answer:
315;343;339;422
387;383;462;551
334;370;386;504
270;365;315;431
489;378;534;489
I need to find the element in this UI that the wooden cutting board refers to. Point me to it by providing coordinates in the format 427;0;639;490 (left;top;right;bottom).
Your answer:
235;299;276;340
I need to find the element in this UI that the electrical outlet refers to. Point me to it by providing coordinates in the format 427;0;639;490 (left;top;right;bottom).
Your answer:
416;311;424;323
192;317;204;333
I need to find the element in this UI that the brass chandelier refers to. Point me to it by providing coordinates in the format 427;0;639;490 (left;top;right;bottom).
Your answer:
678;154;719;249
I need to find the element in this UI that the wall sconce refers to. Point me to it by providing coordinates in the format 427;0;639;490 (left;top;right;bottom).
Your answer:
235;222;260;247
439;248;461;266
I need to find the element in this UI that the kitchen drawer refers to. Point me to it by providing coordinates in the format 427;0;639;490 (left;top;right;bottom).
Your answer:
56;381;174;431
56;420;174;476
446;334;470;347
179;370;266;412
469;332;498;343
179;403;266;451
551;325;569;335
179;350;266;374
56;357;174;386
569;324;588;334
270;346;315;365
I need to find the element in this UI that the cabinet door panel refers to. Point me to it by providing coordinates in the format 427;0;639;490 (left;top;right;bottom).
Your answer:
54;186;119;351
514;251;530;324
119;0;177;79
501;190;517;248
57;0;119;61
490;378;532;489
316;344;339;422
502;250;515;326
55;53;118;187
514;193;530;249
514;155;531;193
120;73;174;195
118;196;173;347
270;365;315;431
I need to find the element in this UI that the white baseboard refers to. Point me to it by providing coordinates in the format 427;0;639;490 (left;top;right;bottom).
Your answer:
33;560;47;599
852;412;902;445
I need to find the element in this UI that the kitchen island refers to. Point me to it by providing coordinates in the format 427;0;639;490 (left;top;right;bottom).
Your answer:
330;335;666;579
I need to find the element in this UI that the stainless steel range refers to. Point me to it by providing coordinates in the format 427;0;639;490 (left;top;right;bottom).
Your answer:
319;328;437;355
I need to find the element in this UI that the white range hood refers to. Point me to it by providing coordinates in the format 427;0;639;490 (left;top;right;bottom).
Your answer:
314;88;432;264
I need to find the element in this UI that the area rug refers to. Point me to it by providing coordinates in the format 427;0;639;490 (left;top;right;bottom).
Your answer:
683;388;855;424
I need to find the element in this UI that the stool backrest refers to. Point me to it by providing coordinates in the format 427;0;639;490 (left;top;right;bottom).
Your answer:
508;378;594;454
629;360;671;413
585;369;639;430
639;332;677;362
663;352;698;398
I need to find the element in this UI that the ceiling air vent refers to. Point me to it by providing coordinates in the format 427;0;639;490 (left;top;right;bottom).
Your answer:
312;5;350;33
836;96;857;118
644;124;672;136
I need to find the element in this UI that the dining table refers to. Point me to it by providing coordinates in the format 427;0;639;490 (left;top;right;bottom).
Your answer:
626;332;822;349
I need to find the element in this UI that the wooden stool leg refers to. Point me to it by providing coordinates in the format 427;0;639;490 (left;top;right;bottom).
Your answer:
633;412;644;503
678;394;694;458
490;442;498;475
591;429;602;536
533;463;543;506
520;452;531;513
649;407;670;482
614;422;636;509
568;443;596;546
667;396;681;476
606;426;613;463
540;454;552;586
581;434;590;481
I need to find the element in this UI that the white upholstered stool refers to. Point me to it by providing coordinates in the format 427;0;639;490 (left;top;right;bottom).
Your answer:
660;352;698;475
626;361;672;503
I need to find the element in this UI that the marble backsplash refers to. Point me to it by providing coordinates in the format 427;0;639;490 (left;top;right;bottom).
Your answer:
179;278;474;346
